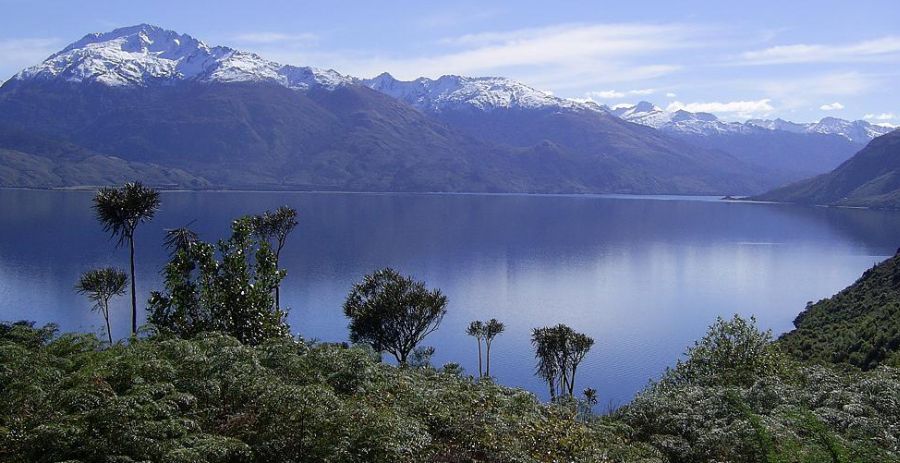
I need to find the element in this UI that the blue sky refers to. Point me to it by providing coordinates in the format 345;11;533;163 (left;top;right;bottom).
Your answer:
1;0;898;123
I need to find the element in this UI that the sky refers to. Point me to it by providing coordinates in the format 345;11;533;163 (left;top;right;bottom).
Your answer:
1;0;898;123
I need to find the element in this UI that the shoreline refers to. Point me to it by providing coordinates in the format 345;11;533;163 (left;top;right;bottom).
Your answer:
3;185;894;210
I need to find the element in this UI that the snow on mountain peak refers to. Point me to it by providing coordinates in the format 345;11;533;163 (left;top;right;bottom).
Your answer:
611;101;892;142
14;24;353;90
362;73;595;112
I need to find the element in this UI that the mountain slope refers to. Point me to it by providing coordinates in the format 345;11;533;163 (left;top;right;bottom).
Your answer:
754;130;900;208
609;101;890;183
779;251;900;369
0;24;778;194
0;126;208;188
364;73;771;194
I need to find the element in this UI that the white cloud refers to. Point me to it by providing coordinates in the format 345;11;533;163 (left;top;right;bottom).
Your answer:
0;37;62;79
586;88;655;100
231;32;318;45
591;90;625;99
819;102;844;111
753;72;878;110
665;92;677;98
666;99;774;117
864;113;896;120
324;23;700;91
740;36;900;65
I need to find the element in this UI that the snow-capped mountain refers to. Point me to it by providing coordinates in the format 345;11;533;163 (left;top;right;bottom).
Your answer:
12;24;352;90
612;101;893;143
805;117;892;144
744;118;807;134
608;101;669;128
362;72;596;113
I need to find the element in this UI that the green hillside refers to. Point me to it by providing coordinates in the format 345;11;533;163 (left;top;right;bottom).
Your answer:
779;252;900;369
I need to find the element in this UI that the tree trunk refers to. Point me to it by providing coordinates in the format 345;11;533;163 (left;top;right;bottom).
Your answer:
129;235;137;336
485;341;491;377
274;250;281;309
104;303;113;344
568;366;577;396
477;339;483;377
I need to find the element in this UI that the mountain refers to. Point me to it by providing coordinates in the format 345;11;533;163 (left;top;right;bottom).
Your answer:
613;101;892;143
361;73;772;194
13;24;352;90
362;72;599;113
609;101;892;184
0;24;774;195
753;129;900;208
779;250;900;369
0;126;207;188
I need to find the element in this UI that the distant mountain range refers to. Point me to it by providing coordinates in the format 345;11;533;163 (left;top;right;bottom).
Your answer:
609;101;891;143
754;130;900;208
0;24;892;196
608;102;893;183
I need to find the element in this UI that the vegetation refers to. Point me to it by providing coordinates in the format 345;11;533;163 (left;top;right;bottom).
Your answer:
779;251;900;369
343;268;447;365
0;322;660;463
74;267;127;343
466;318;505;378
467;320;486;377
93;182;161;335
147;217;289;345
251;206;298;308
531;324;595;400
620;316;900;462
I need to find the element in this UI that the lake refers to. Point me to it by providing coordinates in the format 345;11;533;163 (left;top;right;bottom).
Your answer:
1;189;898;405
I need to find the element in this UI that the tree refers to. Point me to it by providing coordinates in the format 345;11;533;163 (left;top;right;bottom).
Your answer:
531;324;594;399
343;268;447;365
252;206;298;309
468;318;505;378
466;321;486;377
75;267;127;343
148;216;290;345
484;318;505;377
93;182;161;335
663;314;785;388
163;226;199;256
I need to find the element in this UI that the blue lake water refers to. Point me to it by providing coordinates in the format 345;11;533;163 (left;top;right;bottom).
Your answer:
1;189;899;405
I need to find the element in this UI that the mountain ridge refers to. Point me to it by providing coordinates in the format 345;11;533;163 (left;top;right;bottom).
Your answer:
0;23;858;195
753;129;900;208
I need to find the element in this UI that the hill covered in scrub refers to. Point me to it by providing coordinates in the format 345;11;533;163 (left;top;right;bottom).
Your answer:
779;251;900;370
2;315;900;462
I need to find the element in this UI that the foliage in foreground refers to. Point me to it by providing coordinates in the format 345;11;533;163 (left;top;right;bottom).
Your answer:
0;322;658;463
4;317;900;463
620;315;900;462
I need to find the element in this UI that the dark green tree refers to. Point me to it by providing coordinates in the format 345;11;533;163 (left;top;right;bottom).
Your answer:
75;267;127;343
531;324;594;399
484;318;505;377
466;320;486;377
343;268;447;365
467;318;505;378
252;206;298;309
93;182;161;335
148;216;290;345
163;225;199;256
